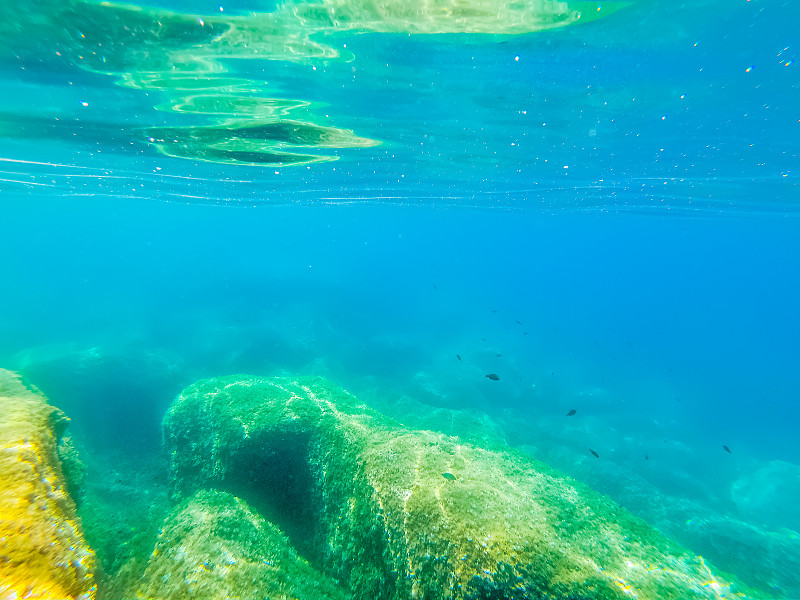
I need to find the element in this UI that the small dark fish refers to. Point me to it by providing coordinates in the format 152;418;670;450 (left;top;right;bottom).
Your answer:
495;353;502;357
485;373;500;381
492;310;498;313
456;354;462;361
723;445;732;454
523;331;528;335
589;448;600;458
516;320;522;325
645;454;649;460
433;284;438;290
566;409;576;417
442;472;457;481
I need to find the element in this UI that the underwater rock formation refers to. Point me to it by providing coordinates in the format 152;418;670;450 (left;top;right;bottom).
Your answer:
164;375;747;600
731;460;800;533
0;369;96;599
56;435;88;506
137;489;348;600
526;441;800;598
16;343;187;451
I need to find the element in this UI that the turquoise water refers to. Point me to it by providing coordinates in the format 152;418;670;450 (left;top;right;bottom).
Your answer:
2;0;799;597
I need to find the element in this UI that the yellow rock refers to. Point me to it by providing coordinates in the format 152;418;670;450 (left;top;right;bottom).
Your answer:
0;369;96;599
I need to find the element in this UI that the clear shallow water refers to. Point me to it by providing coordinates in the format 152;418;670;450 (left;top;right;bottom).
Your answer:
2;0;800;597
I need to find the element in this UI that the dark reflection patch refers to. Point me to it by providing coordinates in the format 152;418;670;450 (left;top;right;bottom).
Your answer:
152;144;333;167
145;120;378;166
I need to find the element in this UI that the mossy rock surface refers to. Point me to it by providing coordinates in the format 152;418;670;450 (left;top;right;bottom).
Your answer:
0;368;96;599
137;489;348;600
163;375;751;600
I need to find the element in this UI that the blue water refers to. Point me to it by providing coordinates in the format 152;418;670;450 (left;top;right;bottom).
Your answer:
2;0;800;595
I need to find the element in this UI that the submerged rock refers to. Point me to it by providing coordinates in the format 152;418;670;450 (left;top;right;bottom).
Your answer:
15;343;186;451
56;435;88;506
731;460;800;533
0;369;96;599
137;489;348;600
164;375;752;600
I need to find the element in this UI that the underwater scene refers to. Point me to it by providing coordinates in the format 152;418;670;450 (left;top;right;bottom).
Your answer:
1;0;799;598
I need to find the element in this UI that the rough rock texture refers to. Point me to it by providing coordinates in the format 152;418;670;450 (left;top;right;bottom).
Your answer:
0;369;96;599
518;445;800;598
164;375;754;600
137;489;349;600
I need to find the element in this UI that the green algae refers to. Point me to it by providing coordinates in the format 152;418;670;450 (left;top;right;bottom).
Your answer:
136;489;349;600
56;435;87;506
72;450;170;599
163;375;750;600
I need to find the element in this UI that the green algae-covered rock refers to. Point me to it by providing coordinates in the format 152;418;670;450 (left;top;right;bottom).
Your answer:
137;489;349;600
163;375;749;600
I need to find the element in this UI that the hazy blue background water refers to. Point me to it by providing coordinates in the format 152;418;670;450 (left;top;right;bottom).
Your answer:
2;0;800;595
4;195;800;456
